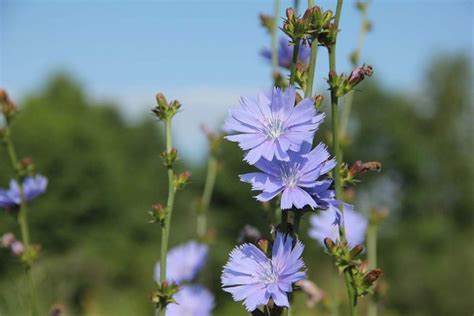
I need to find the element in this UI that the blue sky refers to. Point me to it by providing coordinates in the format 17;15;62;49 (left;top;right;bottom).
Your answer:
1;0;472;162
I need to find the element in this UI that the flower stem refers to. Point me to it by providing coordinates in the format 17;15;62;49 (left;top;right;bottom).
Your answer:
159;118;176;316
197;156;218;238
271;0;280;76
367;221;378;316
289;41;300;86
305;0;318;98
327;0;358;315
340;0;371;139
2;126;39;316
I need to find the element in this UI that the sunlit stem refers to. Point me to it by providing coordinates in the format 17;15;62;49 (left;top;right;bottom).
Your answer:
367;221;378;316
305;0;319;98
2;125;39;316
289;41;300;86
328;0;358;315
271;0;281;76
158;118;176;316
340;0;371;139
197;156;218;238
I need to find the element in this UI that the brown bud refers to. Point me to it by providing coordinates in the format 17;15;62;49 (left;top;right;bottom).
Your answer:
349;244;364;259
324;238;335;252
285;8;295;21
313;95;324;109
155;93;168;108
349;160;382;176
364;269;384;284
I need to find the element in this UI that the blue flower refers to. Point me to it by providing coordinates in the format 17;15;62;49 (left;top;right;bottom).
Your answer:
262;37;312;69
240;142;336;209
0;175;48;209
221;232;306;312
309;206;368;248
224;87;324;164
166;285;215;316
154;241;208;284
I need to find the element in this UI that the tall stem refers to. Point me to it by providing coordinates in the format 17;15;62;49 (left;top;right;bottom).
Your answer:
289;41;300;86
305;0;318;98
328;1;358;315
367;222;378;316
197;156;218;238
158;119;176;316
271;0;280;76
340;0;371;139
2;126;39;316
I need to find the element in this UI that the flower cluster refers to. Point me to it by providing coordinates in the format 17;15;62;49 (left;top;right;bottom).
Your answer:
0;175;48;210
226;87;337;210
221;232;306;311
154;241;214;316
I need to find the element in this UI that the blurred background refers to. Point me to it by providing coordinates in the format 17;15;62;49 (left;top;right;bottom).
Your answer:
0;0;473;315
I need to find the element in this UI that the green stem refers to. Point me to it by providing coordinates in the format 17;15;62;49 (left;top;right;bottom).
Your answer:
271;0;280;76
197;156;218;238
159;119;176;316
2;126;39;316
367;222;378;316
327;1;358;315
340;0;371;139
331;270;340;316
305;0;318;98
289;41;300;86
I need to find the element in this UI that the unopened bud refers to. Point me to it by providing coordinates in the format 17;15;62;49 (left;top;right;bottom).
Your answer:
161;148;178;167
174;171;191;190
313;95;324;109
348;64;373;85
363;269;384;286
324;238;335;252
349;244;364;259
349;160;382;176
155;93;168;108
149;203;168;225
285;8;295;21
257;239;269;253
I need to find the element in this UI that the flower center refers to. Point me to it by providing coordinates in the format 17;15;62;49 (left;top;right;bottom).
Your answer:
258;265;279;285
281;164;301;188
265;118;285;139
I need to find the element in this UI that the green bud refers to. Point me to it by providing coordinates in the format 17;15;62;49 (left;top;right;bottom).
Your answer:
174;171;192;190
161;148;178;168
148;203;168;225
152;93;182;121
150;281;180;310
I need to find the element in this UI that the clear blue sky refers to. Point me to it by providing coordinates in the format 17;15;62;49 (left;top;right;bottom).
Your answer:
1;0;472;162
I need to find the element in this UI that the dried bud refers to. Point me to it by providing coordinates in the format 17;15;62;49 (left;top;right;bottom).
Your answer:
174;171;192;190
349;160;382;176
363;269;384;286
237;224;262;244
282;7;310;42
349;244;364;259
259;14;275;33
0;88;17;120
161;148;178;168
257;239;269;253
149;203;168;225
295;92;303;104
